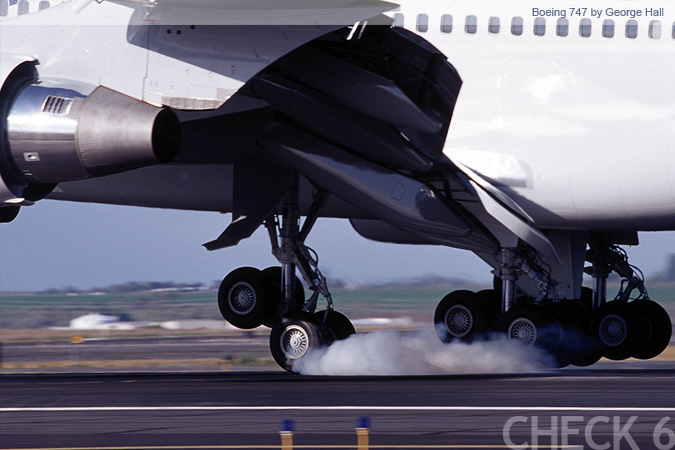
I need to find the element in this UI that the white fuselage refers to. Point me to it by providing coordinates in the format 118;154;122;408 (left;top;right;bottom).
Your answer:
393;1;675;232
3;0;675;234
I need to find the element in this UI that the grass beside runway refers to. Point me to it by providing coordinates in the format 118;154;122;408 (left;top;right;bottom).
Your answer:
1;283;675;373
0;284;476;331
3;282;675;331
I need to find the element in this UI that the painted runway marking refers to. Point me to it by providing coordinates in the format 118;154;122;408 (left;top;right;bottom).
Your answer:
1;405;674;413
0;446;578;450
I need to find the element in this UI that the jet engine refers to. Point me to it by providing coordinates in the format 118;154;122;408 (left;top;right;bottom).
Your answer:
0;57;180;220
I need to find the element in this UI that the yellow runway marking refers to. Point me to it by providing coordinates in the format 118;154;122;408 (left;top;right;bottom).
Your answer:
0;446;580;450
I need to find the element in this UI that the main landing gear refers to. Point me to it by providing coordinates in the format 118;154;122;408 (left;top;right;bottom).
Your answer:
217;182;355;372
434;241;672;367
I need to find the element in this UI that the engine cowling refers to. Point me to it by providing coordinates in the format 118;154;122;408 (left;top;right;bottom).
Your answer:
0;56;181;218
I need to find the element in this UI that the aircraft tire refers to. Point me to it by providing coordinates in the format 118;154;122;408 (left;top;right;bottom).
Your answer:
590;301;641;361
434;290;490;343
540;302;579;367
261;266;305;324
474;289;501;319
630;300;672;360
570;339;603;367
579;287;594;316
499;304;561;351
218;267;274;330
261;267;305;304
314;310;355;342
270;312;323;372
542;302;604;367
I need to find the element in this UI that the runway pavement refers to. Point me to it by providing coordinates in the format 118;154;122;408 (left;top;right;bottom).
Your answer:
2;369;675;449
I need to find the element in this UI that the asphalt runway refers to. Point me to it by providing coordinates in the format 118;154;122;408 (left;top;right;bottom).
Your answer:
2;369;675;449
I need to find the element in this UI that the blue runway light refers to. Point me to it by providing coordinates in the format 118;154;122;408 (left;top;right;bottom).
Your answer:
281;419;295;433
358;416;371;429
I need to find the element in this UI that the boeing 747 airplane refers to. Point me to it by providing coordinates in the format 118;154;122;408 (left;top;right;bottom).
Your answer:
1;0;673;370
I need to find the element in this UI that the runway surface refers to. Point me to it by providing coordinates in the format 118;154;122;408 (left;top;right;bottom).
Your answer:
3;369;675;449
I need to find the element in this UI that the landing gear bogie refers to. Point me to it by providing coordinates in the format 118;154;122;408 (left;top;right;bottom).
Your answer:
432;286;606;368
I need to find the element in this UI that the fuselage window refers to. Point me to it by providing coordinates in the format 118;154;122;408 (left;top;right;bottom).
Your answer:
39;1;50;10
511;17;523;35
579;18;592;37
603;20;615;38
465;15;477;34
556;18;569;36
416;14;429;33
392;13;404;28
0;0;8;17
488;16;500;35
649;20;662;39
626;19;638;39
440;14;453;33
18;0;29;15
534;17;546;36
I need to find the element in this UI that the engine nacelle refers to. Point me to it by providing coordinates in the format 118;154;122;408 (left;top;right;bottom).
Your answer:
7;83;181;184
0;57;181;207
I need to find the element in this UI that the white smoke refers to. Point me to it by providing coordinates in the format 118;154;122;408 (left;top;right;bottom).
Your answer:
294;328;551;375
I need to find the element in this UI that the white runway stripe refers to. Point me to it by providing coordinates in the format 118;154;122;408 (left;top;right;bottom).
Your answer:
1;406;675;413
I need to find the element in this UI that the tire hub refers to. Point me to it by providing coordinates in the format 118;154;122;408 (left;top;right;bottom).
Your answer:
445;305;473;338
599;314;627;347
281;325;310;360
228;282;257;315
508;318;537;346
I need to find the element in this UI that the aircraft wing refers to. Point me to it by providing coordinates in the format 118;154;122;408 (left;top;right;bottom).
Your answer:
2;0;497;257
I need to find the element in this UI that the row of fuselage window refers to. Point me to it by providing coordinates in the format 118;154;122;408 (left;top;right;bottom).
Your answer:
395;14;674;40
2;2;669;41
0;0;50;16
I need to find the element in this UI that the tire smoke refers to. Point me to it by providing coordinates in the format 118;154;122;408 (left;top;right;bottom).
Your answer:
293;327;552;375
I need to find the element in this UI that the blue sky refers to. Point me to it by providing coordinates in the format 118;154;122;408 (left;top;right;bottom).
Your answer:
0;200;493;291
0;199;673;292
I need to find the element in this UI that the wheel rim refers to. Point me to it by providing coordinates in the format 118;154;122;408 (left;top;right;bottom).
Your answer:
598;314;627;347
228;282;257;315
444;305;473;338
280;325;310;360
508;318;537;346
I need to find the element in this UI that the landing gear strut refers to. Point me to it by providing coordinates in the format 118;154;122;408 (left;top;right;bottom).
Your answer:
217;176;355;372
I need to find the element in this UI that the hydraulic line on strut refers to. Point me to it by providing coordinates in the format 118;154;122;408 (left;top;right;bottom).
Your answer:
499;246;559;312
264;176;335;318
585;240;649;308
